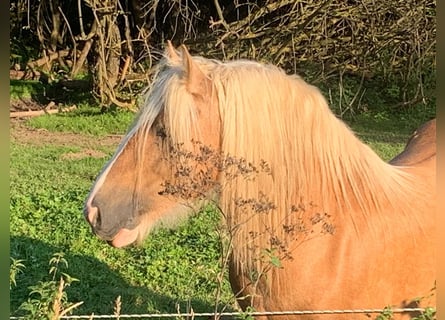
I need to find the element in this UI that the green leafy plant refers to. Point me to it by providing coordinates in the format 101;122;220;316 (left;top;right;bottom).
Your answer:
375;306;394;320
237;306;256;320
18;252;83;320
413;307;436;320
375;306;436;320
10;258;26;289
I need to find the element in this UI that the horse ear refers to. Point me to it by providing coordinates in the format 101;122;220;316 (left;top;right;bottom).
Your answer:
165;40;180;63
179;44;209;96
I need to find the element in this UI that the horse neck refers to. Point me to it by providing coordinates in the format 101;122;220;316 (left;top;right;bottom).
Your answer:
302;108;397;215
220;76;407;220
217;76;418;275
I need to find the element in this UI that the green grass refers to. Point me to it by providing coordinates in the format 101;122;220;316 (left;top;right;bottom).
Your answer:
10;80;46;100
26;105;135;136
10;133;231;316
10;90;435;317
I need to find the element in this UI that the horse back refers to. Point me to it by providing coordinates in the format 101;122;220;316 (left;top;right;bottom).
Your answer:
390;118;436;167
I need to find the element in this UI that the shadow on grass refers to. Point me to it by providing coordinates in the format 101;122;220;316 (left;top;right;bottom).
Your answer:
10;79;95;107
10;236;217;318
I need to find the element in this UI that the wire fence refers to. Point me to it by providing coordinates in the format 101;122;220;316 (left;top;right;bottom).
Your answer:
9;307;430;319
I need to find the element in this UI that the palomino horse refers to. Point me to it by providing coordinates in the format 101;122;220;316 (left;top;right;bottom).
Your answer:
84;42;436;319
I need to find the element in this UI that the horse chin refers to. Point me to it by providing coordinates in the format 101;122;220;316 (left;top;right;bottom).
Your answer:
108;227;139;248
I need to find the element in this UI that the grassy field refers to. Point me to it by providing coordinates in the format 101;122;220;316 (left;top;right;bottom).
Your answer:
10;86;435;318
10;109;234;318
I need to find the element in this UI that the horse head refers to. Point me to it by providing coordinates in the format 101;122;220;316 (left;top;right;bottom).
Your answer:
84;43;221;247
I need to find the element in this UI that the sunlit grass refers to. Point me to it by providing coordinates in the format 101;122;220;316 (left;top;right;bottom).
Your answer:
26;105;135;136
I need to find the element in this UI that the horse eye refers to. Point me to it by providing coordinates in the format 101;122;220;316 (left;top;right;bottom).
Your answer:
156;126;167;139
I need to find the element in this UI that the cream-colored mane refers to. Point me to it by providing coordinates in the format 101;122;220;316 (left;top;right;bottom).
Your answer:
132;50;423;274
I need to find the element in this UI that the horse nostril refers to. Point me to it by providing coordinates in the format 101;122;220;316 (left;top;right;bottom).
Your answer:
85;204;100;228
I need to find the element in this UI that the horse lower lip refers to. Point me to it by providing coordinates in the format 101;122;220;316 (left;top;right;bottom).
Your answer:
108;227;139;248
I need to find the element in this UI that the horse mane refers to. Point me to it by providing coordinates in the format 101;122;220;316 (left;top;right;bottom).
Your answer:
131;51;425;274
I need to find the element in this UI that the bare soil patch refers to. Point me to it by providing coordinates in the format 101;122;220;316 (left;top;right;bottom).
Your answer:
10;97;46;113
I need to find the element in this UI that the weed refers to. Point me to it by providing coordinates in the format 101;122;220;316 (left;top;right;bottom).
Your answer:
374;306;436;320
17;252;83;320
10;258;26;289
375;306;394;320
237;306;256;320
413;307;436;320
